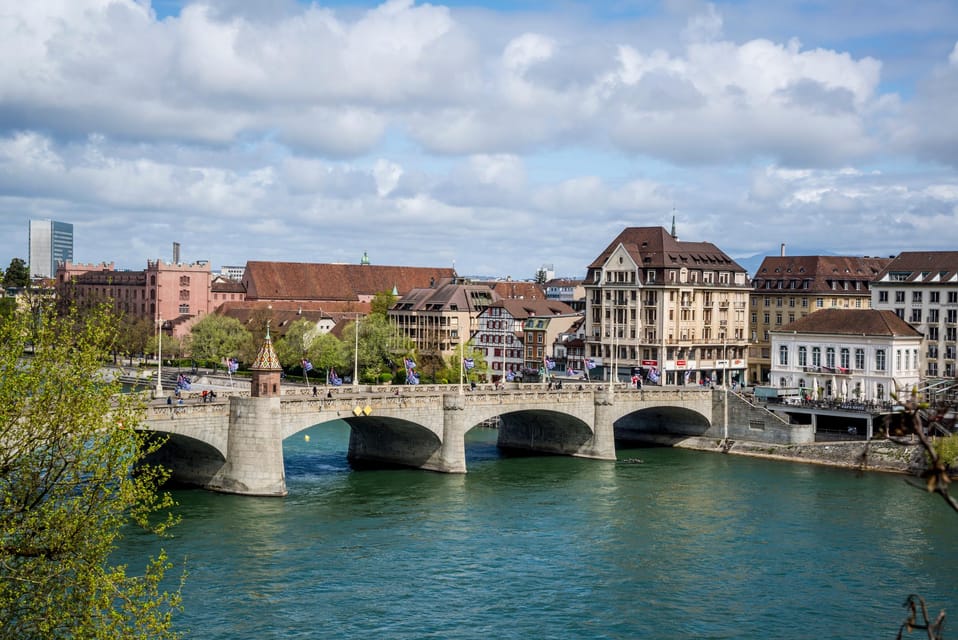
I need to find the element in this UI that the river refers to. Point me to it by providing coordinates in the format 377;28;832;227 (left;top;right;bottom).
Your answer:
118;421;958;639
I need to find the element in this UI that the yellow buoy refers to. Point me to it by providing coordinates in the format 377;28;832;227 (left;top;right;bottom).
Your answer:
304;435;310;442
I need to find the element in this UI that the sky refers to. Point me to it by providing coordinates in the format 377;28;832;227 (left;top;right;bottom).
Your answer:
1;0;957;279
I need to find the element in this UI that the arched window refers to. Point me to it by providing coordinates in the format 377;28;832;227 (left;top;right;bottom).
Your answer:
798;346;807;367
779;377;787;388
779;345;789;366
826;347;835;368
812;347;821;367
840;348;850;369
876;349;886;371
877;383;885;399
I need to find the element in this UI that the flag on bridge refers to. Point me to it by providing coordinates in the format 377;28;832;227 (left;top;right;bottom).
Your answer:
302;359;313;372
330;369;342;386
404;358;416;370
463;357;475;370
227;358;239;374
544;357;555;370
585;358;596;370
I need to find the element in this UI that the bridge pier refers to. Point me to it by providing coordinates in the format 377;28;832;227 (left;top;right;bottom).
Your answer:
583;391;618;460
206;395;288;496
437;394;467;473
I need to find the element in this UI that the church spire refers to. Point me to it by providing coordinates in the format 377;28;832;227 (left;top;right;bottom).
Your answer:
670;207;678;240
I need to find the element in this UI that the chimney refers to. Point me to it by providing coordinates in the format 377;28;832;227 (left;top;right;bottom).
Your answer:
173;242;181;264
780;243;785;257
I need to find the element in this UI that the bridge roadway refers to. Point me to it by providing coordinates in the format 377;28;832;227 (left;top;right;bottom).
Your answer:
139;383;807;496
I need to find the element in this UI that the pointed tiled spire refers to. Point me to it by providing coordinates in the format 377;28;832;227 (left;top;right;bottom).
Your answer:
251;324;282;371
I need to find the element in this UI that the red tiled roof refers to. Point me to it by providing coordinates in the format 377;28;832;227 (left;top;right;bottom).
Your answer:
242;261;456;301
875;251;958;283
587;226;744;272
752;255;891;293
771;308;922;337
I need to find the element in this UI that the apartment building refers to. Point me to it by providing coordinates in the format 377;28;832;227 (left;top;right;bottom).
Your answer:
473;299;578;382
584;225;750;386
769;309;922;403
748;255;891;385
389;278;500;371
870;251;958;378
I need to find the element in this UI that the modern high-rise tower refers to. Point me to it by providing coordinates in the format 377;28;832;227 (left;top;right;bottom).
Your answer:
29;219;74;279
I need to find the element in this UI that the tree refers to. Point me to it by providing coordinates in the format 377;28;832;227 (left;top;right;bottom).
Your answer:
275;318;320;370
115;314;153;365
370;290;397;318
187;314;253;367
534;268;548;285
306;331;346;382
2;257;30;288
449;339;488;383
0;302;182;638
342;315;413;383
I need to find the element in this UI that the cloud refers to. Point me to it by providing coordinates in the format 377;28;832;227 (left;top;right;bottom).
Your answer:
1;1;957;277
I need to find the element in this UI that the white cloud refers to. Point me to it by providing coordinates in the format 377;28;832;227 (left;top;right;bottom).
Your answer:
1;1;957;276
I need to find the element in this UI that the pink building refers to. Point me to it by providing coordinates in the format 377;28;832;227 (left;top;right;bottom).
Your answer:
57;259;213;337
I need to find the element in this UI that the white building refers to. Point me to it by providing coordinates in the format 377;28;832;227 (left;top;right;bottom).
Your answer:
870;251;958;378
770;309;923;404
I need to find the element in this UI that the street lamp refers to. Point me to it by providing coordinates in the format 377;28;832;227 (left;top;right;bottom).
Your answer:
154;315;163;398
352;315;360;387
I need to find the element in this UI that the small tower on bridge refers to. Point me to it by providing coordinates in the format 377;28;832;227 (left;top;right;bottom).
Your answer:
208;323;288;496
250;323;282;398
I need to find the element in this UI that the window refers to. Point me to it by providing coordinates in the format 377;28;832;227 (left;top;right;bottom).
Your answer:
910;309;922;322
877;383;885;399
879;291;888;303
763;312;770;324
816;298;824;308
895;291;905;303
896;349;902;370
826;347;835;368
855;348;865;370
948;291;957;304
812;347;821;367
930;291;940;303
798;346;807;366
913;291;923;303
840;348;849;369
779;345;788;366
876;349;886;371
801;298;808;308
178;304;190;314
775;313;782;325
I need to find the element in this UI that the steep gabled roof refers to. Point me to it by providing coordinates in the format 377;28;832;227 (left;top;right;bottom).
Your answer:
772;308;922;337
587;226;744;272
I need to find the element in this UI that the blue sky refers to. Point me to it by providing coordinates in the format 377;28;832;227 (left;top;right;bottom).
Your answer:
1;0;956;278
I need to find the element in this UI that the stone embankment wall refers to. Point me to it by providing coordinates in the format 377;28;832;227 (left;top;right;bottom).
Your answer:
671;436;926;475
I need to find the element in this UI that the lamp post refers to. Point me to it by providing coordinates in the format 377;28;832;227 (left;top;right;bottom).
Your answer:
154;315;163;398
353;315;360;387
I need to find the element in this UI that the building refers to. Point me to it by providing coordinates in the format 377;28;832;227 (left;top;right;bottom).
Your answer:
748;255;891;385
521;310;581;374
241;260;456;304
219;265;246;281
390;278;500;373
544;278;585;312
56;258;213;337
769;308;923;403
473;298;579;382
211;275;247;307
870;251;958;378
584;225;750;385
29;219;73;279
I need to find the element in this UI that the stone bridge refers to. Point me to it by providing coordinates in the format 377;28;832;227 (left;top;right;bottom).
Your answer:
139;385;809;496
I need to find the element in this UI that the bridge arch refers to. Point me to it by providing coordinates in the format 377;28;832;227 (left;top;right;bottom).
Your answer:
612;406;712;444
141;431;227;488
494;409;596;457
